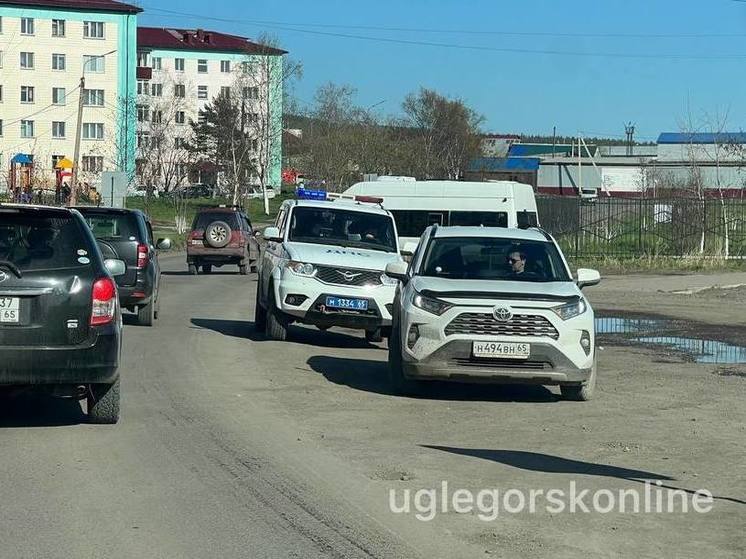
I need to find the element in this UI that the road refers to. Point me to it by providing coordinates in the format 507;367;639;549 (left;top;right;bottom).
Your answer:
0;255;744;558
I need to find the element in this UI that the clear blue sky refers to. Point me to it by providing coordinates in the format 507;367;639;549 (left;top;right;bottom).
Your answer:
139;0;746;142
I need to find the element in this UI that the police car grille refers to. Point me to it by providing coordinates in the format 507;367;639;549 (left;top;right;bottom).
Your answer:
315;266;382;286
445;313;559;339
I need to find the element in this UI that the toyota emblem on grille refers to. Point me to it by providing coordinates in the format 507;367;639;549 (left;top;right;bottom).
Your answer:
0;270;8;283
493;306;513;322
338;270;362;282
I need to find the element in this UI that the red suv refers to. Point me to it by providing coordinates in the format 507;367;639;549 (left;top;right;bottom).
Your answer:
186;206;259;275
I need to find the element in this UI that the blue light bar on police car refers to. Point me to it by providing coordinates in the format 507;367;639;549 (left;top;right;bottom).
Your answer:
296;188;327;201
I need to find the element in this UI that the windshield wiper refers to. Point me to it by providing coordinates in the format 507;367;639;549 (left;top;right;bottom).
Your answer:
0;261;23;278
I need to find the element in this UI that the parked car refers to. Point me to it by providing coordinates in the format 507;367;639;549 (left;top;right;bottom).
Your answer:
169;184;215;199
385;225;601;400
247;186;277;200
75;207;170;326
187;205;259;275
0;204;125;423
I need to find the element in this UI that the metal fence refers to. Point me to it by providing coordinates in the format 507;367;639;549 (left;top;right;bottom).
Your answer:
537;196;746;258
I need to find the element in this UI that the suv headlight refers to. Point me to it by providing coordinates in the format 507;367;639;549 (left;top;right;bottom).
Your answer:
551;298;587;320
412;291;452;316
286;261;317;277
380;272;398;286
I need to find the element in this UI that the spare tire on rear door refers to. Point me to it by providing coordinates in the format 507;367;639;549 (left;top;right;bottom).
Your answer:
205;220;231;248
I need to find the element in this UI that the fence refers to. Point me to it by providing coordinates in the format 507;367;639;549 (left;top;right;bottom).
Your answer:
537;196;746;258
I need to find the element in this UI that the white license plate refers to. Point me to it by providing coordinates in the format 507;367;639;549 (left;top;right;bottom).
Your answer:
0;298;19;323
472;341;530;359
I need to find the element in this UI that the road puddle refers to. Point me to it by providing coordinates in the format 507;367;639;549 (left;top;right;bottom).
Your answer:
634;337;746;364
595;317;663;335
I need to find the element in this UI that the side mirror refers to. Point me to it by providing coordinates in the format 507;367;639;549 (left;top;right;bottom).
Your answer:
263;226;283;242
400;241;419;257
385;261;409;283
156;238;172;250
576;268;601;289
104;258;126;277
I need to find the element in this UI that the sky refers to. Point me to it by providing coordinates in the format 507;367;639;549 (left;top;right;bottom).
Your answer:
138;0;746;142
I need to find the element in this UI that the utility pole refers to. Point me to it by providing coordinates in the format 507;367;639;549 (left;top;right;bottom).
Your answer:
552;126;556;157
624;122;635;156
70;76;86;205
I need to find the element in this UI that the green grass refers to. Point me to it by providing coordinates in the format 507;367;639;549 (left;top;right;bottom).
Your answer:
568;255;746;275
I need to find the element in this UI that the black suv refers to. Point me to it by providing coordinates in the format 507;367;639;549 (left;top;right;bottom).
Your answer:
0;204;125;423
74;207;171;326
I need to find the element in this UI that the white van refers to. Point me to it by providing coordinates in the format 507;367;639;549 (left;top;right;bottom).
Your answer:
343;179;539;245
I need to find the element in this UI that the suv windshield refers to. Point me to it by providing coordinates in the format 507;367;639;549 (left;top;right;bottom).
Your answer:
421;237;570;282
81;211;139;240
288;206;397;253
0;211;91;272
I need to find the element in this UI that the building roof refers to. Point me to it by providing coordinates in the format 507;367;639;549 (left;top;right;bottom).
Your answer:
481;134;521;140
508;144;575;157
0;0;141;13
467;157;540;173
657;132;746;145
137;27;287;55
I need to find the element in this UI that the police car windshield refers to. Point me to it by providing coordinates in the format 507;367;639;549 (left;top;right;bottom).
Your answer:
421;237;571;282
289;207;397;253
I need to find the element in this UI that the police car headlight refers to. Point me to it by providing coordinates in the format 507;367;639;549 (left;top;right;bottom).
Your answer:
380;273;398;286
551;298;587;320
286;261;317;277
412;291;452;316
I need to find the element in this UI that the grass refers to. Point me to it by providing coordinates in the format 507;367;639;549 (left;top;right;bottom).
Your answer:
568;255;746;275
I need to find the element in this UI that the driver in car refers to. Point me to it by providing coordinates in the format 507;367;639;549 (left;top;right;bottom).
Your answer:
507;250;527;275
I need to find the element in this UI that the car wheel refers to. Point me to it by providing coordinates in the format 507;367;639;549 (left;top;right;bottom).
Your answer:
202;264;212;274
239;264;248;275
138;300;155;327
254;284;267;331
204;221;232;249
365;328;383;343
560;358;597;401
388;322;423;396
265;287;288;341
87;378;120;424
188;263;198;275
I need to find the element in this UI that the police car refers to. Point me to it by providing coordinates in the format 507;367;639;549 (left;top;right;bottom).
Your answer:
254;189;405;342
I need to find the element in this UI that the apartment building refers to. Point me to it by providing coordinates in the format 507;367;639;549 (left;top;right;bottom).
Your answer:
0;0;140;193
136;27;286;190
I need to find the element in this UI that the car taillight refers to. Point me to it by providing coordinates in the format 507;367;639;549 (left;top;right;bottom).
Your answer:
91;278;117;326
229;230;241;246
137;243;149;268
188;230;204;240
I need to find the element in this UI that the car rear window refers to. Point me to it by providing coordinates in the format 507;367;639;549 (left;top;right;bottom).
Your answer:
80;212;140;241
192;212;240;230
0;211;92;272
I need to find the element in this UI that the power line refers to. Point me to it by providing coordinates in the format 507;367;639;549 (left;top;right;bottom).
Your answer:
1;85;81;129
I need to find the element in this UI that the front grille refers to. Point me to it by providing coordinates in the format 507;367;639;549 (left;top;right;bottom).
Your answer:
445;313;559;339
451;357;551;370
315;266;382;287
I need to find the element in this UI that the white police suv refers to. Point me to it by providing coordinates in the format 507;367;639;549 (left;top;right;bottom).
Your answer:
384;225;601;400
254;190;404;342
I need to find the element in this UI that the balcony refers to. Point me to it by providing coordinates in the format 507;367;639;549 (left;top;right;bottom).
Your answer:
136;66;152;80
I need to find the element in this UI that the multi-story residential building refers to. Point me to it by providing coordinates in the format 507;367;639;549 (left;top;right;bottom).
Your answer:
0;0;140;194
136;27;286;192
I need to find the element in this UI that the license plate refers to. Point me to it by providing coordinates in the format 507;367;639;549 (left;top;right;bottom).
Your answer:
325;296;368;311
472;341;530;359
0;298;19;323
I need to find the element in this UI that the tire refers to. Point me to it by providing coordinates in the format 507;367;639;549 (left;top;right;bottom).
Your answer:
254;284;267;331
388;322;423;396
239;264;248;275
138;300;155;326
202;264;212;274
204;221;232;248
154;290;160;320
365;328;383;343
265;287;288;341
188;263;198;275
560;357;597;401
87;378;120;424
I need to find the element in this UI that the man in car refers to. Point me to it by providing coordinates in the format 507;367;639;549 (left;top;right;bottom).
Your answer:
508;250;527;275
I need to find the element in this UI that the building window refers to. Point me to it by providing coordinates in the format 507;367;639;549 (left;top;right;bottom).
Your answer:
137;52;149;67
151;110;163;124
0;120;3;136
137;80;150;96
52;53;66;70
243;86;259;100
83;89;104;106
137;132;150;149
20;52;34;69
151;57;162;70
174;137;187;149
52;121;66;138
83;21;105;39
52;87;66;105
137;105;149;122
197;59;207;73
0;85;3;102
83;123;104;140
197;85;208;99
220;86;230;98
220;60;231;73
251;139;258;151
0;16;3;34
174;84;185;98
20;18;34;35
0;51;3;68
83;55;105;73
175;111;185;124
82;156;103;172
151;83;163;97
175;57;184;72
20;86;35;103
20;120;34;138
247;112;259;124
51;19;65;37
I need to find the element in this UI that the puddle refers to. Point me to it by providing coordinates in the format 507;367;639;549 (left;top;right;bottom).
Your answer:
595;316;746;364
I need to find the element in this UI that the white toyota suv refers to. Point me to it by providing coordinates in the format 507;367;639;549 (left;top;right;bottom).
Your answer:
385;225;601;400
254;195;403;342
